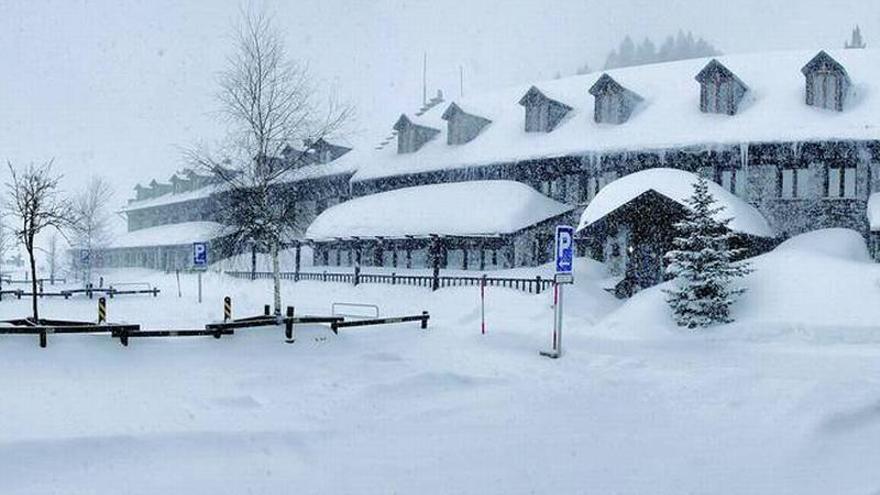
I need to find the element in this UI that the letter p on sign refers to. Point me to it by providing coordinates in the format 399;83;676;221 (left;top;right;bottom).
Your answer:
554;225;574;275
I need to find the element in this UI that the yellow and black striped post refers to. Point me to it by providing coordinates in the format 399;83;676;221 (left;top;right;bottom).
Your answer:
223;296;232;323
285;306;295;343
98;297;107;324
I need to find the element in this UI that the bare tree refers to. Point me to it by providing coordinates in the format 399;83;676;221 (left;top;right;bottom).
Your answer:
5;161;72;321
71;176;114;283
189;6;352;316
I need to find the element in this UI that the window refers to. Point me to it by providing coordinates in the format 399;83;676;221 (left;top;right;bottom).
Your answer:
780;169;794;198
587;177;598;200
720;170;734;193
827;167;856;198
779;168;811;198
796;169;811;198
540;180;551;195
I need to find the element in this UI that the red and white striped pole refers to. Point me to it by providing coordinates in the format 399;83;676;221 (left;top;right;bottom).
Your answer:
480;276;486;335
551;282;560;351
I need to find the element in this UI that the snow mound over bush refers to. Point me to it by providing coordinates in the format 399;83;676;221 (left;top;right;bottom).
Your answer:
595;228;880;341
773;228;870;261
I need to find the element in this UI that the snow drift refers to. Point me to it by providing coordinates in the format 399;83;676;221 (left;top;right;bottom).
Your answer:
595;228;880;339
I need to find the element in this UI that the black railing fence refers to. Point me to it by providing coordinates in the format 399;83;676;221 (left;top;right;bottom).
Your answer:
225;268;552;294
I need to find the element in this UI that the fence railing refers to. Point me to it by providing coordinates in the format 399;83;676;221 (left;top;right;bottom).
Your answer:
224;268;553;294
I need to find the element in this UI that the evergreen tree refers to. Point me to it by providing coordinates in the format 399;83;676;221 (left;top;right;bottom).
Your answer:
845;25;866;49
664;176;752;329
636;37;656;66
604;30;720;69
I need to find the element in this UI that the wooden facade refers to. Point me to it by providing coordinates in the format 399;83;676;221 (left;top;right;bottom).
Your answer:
695;59;749;115
441;103;492;145
801;51;851;112
518;86;572;133
394;115;441;153
588;74;643;125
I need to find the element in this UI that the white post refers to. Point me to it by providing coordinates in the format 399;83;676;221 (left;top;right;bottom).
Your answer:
197;271;202;304
556;282;564;356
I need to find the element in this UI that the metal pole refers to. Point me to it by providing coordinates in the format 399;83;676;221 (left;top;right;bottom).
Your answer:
556;282;564;356
197;271;202;304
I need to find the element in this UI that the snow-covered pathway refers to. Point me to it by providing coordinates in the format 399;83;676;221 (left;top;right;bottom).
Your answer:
0;250;879;493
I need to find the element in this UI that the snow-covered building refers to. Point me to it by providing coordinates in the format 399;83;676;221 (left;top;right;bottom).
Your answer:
577;168;774;296
103;140;355;270
305;181;575;270
335;49;880;282
110;49;880;286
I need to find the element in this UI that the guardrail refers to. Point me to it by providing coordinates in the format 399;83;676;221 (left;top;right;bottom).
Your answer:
225;270;552;294
331;311;429;332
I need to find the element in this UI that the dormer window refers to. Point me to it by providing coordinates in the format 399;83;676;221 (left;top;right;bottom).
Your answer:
588;74;643;125
393;115;440;154
441;103;492;145
695;59;749;116
517;86;573;133
801;51;851;112
306;138;352;164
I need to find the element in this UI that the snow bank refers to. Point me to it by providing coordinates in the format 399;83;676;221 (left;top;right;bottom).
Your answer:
772;227;870;261
305;180;574;240
576;168;773;237
596;228;880;340
110;221;225;248
353;49;880;184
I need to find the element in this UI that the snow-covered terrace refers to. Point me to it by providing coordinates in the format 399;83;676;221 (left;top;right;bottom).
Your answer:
577;168;774;238
305;180;574;241
352;49;880;183
109;221;225;249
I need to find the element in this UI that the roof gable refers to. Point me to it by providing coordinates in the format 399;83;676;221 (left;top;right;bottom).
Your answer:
517;85;573;110
695;59;748;90
589;74;642;100
801;51;851;82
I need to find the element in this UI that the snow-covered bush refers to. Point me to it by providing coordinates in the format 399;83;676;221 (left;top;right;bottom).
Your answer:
664;176;752;329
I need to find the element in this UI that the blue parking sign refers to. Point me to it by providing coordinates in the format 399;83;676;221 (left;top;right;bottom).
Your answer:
193;242;208;268
554;225;574;275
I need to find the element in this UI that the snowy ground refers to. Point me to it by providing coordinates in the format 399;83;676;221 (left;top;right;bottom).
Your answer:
1;230;880;494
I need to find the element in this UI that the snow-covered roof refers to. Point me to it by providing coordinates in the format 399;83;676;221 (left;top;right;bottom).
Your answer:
352;49;880;183
120;186;217;213
110;221;225;249
868;192;880;231
121;153;358;213
576;168;773;237
305;180;574;240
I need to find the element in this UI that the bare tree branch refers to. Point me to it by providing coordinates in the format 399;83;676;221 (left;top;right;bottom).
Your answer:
186;5;353;315
4;160;74;320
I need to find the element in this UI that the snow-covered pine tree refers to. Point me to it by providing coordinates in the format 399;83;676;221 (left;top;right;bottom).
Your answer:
664;176;752;329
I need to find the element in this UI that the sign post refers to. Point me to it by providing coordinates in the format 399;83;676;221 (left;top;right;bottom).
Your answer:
480;275;487;335
193;242;208;304
541;225;574;359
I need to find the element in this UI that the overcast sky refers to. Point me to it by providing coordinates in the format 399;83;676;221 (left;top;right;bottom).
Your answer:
0;0;878;203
